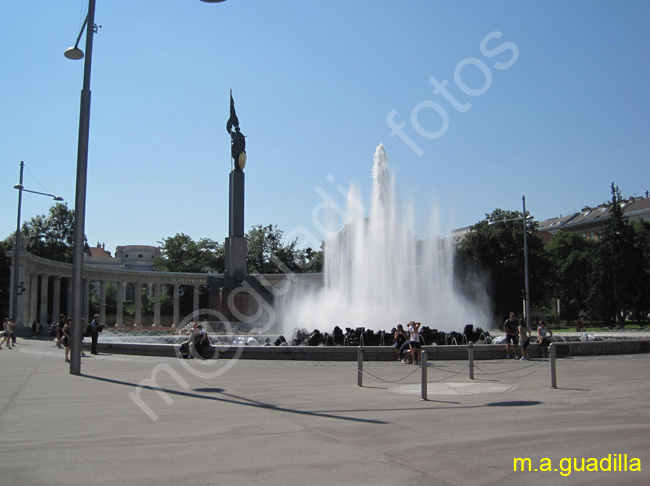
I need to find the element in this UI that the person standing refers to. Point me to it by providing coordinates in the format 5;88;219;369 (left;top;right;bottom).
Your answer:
503;312;520;359
407;321;422;365
538;320;553;358
1;317;12;349
518;319;531;360
87;314;101;355
62;317;71;363
56;314;66;348
393;324;408;360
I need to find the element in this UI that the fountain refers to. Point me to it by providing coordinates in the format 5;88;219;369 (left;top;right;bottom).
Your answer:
277;144;484;333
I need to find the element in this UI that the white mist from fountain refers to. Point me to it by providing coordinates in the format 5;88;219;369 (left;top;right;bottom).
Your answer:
277;144;484;333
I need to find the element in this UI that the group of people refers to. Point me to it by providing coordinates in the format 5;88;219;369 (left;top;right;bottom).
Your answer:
1;317;17;349
179;322;212;359
393;321;423;365
503;311;554;360
391;313;554;364
55;313;102;362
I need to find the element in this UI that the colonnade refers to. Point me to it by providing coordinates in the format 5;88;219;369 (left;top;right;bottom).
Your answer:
9;251;209;328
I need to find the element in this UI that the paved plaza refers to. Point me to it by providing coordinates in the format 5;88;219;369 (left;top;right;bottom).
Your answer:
0;337;648;485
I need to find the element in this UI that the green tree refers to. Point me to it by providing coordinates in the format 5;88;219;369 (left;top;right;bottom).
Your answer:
154;233;224;273
545;231;595;323
454;208;549;322
246;224;323;274
3;203;82;264
588;184;645;326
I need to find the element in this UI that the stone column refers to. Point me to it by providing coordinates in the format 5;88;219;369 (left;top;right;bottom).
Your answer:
173;284;180;327
39;274;49;326
116;281;124;327
52;276;61;323
29;273;38;327
99;280;106;325
193;284;200;317
153;283;161;327
83;279;90;321
134;282;142;327
66;278;73;318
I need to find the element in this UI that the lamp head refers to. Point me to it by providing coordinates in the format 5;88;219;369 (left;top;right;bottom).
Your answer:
199;0;228;2
53;196;64;201
14;183;24;190
64;47;85;60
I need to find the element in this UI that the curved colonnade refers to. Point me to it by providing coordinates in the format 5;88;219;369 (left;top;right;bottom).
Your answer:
9;252;209;328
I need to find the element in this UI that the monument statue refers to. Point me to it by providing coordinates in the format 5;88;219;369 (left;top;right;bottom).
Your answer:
227;89;246;170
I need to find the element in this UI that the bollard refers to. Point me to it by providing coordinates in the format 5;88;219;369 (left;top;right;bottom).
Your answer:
421;350;428;401
550;343;557;389
468;342;474;380
357;345;363;387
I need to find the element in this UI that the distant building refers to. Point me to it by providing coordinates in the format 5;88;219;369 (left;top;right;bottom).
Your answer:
85;243;161;270
452;195;650;244
536;195;650;240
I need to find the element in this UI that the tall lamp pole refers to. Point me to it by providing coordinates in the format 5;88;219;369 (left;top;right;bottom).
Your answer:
12;161;64;325
65;0;96;375
64;0;226;374
522;196;530;329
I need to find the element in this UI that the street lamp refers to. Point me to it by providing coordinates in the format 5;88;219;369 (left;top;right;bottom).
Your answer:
64;0;227;375
489;196;532;328
12;161;64;326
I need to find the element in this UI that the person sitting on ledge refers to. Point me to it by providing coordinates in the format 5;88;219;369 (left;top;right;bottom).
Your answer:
393;324;408;360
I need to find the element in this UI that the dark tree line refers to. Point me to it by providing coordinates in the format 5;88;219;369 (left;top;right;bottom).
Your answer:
454;184;650;326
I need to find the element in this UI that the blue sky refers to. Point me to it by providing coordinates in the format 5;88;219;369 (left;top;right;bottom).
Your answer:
2;0;649;255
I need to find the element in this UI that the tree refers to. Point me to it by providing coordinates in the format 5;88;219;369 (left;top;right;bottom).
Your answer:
3;203;82;264
154;233;224;274
588;184;645;326
246;224;323;274
454;208;549;322
545;231;595;323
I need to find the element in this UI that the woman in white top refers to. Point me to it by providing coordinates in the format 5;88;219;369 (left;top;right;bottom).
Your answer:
407;321;422;365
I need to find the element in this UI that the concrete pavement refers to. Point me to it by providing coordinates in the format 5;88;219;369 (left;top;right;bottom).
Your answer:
0;337;648;485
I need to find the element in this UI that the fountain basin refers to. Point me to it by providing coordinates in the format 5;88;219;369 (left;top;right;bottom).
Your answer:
83;340;650;361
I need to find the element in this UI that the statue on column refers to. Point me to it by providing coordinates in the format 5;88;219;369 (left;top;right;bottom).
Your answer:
227;90;246;170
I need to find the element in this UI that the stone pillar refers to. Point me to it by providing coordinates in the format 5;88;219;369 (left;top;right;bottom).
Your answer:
39;274;49;326
99;280;106;325
83;279;90;321
52;276;61;323
153;283;161;327
193;284;200;317
173;284;180;327
134;282;142;327
29;273;38;327
66;278;73;318
116;281;124;327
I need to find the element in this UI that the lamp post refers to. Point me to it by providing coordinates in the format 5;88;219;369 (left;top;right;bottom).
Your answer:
64;0;226;374
12;161;64;325
489;196;532;328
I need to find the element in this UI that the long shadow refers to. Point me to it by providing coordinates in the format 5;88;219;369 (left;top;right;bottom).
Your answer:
82;374;388;425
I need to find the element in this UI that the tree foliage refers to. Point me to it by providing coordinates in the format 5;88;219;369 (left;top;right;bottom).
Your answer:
154;233;224;273
454;208;549;321
587;184;648;325
246;224;323;274
3;203;82;264
544;231;595;322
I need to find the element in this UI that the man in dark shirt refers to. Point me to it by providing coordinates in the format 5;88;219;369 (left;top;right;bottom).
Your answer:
503;312;520;359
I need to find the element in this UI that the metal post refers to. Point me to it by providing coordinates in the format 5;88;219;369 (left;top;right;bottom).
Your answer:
550;343;557;389
12;161;24;324
357;345;363;387
523;196;530;329
70;0;96;375
468;342;474;380
421;350;428;401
